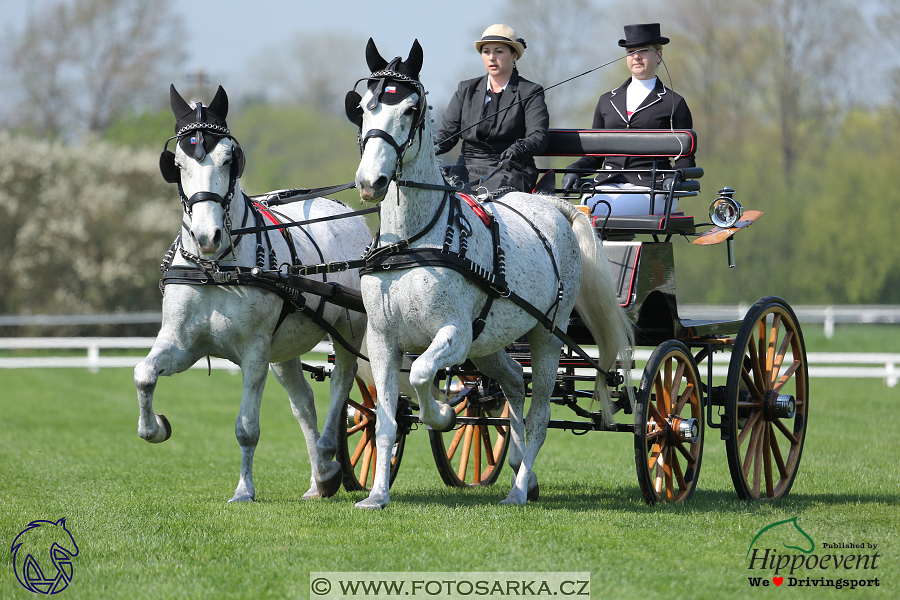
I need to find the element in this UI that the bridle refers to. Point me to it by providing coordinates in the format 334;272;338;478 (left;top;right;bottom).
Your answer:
345;68;429;185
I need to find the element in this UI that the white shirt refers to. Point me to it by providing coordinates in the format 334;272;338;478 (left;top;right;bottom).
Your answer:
626;77;658;118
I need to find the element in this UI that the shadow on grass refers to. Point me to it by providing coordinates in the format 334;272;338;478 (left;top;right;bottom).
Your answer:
355;483;900;514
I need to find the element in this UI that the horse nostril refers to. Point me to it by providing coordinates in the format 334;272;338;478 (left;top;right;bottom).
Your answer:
213;229;222;247
374;175;388;190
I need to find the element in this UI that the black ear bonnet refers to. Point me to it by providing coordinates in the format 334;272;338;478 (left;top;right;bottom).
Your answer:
345;38;425;128
160;84;245;184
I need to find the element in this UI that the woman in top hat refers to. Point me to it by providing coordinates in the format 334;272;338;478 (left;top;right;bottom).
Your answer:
434;24;549;193
561;23;695;216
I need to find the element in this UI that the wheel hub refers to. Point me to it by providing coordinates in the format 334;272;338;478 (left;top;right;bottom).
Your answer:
764;390;795;420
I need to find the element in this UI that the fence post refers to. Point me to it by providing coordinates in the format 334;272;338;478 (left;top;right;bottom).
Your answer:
824;306;835;339
88;343;100;374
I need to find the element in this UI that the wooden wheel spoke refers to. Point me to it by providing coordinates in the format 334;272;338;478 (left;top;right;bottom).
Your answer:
649;442;663;473
446;425;466;460
480;425;496;467
739;364;763;401
457;425;473;481
737;410;762;447
773;417;800;446
763;423;774;498
346;420;369;436
453;398;469;415
674;439;696;465
347;399;376;419
473;425;482;483
766;314;782;374
741;415;764;478
672;450;687;491
771;330;794;386
350;427;371;466
664;447;675;501
749;333;766;395
673;383;695;415
653;371;667;416
774;360;800;393
648;402;667;426
359;441;373;484
769;424;788;479
653;441;666;494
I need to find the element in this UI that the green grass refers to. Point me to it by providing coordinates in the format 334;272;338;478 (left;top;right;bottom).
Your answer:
1;330;898;599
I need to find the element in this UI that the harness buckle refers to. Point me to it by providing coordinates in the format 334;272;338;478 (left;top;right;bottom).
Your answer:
328;261;350;273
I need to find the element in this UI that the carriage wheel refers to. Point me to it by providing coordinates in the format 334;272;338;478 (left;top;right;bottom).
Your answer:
428;374;510;488
724;297;808;500
337;377;406;492
634;340;704;504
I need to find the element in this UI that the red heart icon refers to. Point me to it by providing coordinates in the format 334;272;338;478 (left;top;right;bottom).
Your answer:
773;577;784;586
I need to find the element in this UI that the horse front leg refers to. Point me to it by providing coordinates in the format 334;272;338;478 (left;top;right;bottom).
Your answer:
409;324;471;432
229;354;270;503
134;337;203;444
355;335;402;510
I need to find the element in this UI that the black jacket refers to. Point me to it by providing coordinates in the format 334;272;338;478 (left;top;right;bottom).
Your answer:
568;77;695;185
434;71;549;191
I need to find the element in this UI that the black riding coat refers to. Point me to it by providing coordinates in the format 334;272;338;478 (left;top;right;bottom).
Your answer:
568;77;695;186
434;71;549;192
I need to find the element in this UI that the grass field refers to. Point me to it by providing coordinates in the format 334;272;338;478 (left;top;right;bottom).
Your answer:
1;324;898;599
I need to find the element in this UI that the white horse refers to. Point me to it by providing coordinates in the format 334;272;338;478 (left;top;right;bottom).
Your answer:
135;85;372;502
349;40;633;509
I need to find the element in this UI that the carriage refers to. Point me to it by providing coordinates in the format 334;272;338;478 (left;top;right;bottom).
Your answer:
330;126;808;505
140;42;807;508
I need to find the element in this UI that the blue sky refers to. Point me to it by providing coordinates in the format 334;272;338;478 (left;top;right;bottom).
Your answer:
4;0;509;102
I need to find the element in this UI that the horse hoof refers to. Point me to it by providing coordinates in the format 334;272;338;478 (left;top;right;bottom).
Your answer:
157;414;172;442
528;481;540;502
227;493;255;503
317;467;343;499
355;497;387;510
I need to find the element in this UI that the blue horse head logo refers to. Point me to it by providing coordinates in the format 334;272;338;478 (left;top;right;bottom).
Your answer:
11;518;79;594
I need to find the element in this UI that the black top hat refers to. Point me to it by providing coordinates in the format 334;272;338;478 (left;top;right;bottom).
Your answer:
618;23;670;48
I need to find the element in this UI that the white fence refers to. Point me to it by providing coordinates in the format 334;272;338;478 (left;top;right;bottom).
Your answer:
1;338;897;387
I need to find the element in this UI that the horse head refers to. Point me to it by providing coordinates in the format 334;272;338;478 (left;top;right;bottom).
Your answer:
160;84;245;257
348;39;431;202
12;518;79;594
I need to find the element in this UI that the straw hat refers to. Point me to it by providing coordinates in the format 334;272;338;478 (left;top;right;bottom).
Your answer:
474;24;526;58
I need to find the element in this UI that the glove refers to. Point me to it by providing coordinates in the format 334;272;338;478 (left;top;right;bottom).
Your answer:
500;140;526;162
561;173;581;190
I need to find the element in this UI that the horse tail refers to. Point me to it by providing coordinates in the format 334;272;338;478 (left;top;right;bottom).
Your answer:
545;197;635;428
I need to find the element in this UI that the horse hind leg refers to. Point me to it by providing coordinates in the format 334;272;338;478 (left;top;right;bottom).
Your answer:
503;330;562;505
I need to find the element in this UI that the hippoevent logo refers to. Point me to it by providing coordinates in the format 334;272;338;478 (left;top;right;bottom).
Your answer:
10;518;79;594
745;517;880;590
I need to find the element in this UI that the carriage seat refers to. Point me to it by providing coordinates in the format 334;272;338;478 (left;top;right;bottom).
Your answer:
536;129;702;235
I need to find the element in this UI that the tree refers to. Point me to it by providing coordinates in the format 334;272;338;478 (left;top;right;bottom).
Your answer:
498;0;616;128
250;32;369;115
6;0;185;139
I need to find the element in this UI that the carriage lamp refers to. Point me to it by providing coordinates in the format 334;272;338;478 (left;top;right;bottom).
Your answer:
709;187;742;268
709;187;743;228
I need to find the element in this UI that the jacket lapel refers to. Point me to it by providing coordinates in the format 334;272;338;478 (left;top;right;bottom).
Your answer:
608;79;630;125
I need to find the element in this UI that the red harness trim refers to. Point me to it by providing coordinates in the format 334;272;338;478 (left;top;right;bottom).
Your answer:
253;202;283;228
458;193;491;228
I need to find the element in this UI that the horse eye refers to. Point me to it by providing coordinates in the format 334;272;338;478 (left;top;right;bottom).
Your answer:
404;105;415;116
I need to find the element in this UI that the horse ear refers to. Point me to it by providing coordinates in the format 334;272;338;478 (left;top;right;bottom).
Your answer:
159;150;180;184
366;38;388;73
208;85;228;119
405;40;423;80
170;84;192;119
345;91;363;127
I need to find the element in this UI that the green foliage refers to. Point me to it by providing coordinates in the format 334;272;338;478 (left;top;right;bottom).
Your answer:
0;132;180;317
102;109;173;150
671;109;900;305
231;102;364;208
